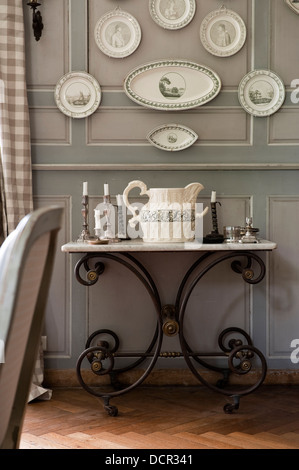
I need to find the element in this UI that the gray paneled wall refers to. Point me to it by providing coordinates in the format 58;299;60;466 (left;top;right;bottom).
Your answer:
24;0;299;375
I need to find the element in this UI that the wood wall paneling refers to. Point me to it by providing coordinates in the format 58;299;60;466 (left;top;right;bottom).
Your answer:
24;0;299;376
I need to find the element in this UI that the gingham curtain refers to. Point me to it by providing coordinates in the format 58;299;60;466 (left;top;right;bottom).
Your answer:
0;0;33;240
0;1;51;403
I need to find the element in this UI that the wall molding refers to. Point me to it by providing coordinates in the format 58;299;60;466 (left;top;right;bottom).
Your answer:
32;163;299;171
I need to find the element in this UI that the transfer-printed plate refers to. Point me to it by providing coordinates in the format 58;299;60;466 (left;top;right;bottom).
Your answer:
124;59;221;111
147;123;198;151
149;0;196;30
200;7;246;57
54;71;101;118
285;0;299;15
238;69;285;117
94;7;141;58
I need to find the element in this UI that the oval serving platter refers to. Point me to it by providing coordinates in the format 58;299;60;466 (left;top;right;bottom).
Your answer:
124;60;221;111
147;124;198;151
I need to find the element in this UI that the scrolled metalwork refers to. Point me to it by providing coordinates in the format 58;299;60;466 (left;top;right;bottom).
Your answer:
177;251;268;406
74;248;269;415
75;256;105;286
85;329;120;353
230;254;265;284
75;252;163;414
218;327;253;354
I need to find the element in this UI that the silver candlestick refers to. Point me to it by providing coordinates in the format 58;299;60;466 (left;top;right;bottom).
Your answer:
77;195;96;242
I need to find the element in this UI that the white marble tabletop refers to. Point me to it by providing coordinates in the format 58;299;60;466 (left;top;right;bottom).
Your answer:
61;239;277;253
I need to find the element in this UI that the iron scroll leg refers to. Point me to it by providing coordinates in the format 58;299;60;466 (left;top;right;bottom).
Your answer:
177;251;268;413
75;252;163;416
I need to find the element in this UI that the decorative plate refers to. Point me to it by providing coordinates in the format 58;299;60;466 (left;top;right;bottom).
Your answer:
147;123;198;151
200;7;246;57
238;70;285;117
285;0;299;14
149;0;196;30
124;59;221;111
94;7;141;58
54;71;101;118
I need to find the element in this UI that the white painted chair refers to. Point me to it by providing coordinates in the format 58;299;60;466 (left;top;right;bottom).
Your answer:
0;206;63;449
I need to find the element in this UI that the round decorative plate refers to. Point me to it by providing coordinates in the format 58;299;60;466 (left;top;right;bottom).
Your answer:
238;70;285;117
94;7;141;58
200;7;246;57
149;0;196;30
285;0;299;15
54;71;101;119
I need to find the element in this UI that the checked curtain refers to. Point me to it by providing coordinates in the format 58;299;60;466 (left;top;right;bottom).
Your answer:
0;0;51;402
0;0;33;240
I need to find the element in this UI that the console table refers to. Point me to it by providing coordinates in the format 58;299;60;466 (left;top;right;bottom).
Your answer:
61;239;276;416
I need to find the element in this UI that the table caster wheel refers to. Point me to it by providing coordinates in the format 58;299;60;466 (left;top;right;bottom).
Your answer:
223;403;239;414
104;404;118;417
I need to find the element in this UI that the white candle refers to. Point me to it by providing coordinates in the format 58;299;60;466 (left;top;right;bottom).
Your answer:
211;190;216;203
116;194;122;206
104;183;109;196
83;181;88;196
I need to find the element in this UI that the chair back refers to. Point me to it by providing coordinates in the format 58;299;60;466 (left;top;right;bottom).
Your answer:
0;206;63;449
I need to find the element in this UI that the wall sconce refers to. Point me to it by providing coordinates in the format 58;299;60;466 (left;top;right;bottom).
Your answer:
27;1;44;41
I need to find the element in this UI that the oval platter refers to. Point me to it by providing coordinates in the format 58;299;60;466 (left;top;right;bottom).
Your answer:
124;59;221;111
149;0;196;30
147;123;198;151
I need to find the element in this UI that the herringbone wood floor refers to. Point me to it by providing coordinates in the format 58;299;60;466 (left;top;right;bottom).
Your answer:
20;384;299;450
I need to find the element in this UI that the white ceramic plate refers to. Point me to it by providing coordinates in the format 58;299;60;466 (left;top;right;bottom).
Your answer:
147;124;198;151
285;0;299;14
149;0;196;30
200;7;246;57
94;7;141;58
238;70;285;117
54;71;101;118
124;59;221;111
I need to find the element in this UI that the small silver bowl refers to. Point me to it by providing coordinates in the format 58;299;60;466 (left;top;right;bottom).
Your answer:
223;226;241;243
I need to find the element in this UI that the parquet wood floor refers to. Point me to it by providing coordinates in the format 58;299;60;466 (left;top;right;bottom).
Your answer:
20;385;299;450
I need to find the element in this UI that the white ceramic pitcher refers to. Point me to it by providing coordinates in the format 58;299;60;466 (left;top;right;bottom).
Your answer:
122;180;208;243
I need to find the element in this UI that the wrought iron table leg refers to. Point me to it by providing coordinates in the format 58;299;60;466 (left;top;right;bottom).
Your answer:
177;251;268;412
75;253;163;416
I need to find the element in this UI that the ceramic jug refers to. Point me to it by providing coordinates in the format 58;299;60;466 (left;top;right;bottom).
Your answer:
122;180;208;243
